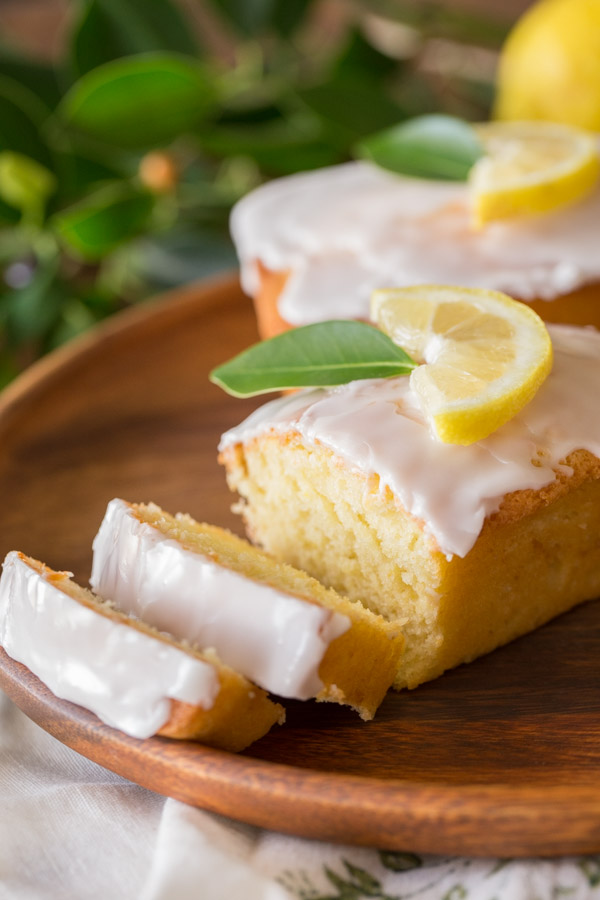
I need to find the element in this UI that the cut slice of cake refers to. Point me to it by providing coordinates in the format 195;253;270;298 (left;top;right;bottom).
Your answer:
219;323;600;690
90;499;403;720
0;551;284;749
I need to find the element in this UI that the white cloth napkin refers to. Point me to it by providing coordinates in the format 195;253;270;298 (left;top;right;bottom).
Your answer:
2;691;600;900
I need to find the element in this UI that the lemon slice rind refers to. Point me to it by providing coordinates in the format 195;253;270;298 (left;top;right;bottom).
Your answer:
469;121;600;228
371;285;553;446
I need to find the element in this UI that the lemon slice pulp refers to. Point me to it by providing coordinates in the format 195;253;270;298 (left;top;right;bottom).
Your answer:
371;285;553;445
469;121;600;227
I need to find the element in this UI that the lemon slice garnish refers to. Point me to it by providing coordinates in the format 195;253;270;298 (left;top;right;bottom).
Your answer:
371;285;553;445
469;121;600;228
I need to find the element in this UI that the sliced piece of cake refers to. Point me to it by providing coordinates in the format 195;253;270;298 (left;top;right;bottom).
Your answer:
219;324;600;690
90;499;403;720
0;551;284;750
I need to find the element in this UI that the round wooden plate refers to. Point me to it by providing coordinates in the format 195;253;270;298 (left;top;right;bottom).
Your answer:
1;273;600;858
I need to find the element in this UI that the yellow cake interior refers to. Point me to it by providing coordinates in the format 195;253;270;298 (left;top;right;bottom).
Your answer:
221;436;600;690
128;503;404;719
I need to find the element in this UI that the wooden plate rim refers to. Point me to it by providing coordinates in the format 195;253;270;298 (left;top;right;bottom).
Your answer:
3;646;600;859
2;275;600;858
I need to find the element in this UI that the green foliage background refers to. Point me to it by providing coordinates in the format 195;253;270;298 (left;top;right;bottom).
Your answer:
0;0;507;383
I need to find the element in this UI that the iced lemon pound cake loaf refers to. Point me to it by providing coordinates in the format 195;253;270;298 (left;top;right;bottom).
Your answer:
0;552;284;748
219;319;600;690
232;123;600;337
90;500;403;719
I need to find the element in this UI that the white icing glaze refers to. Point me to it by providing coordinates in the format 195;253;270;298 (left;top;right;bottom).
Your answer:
220;324;600;559
90;500;350;700
230;161;600;325
0;552;220;739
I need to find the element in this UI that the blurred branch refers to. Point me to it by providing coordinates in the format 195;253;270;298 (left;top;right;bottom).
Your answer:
356;0;511;47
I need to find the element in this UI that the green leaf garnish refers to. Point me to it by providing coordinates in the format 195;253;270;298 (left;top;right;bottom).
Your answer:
356;114;484;181
210;320;416;397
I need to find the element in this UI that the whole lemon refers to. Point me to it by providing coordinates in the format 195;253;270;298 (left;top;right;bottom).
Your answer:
494;0;600;131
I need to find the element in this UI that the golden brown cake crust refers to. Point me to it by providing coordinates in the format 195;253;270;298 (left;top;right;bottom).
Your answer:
485;448;600;529
156;666;285;750
253;261;292;339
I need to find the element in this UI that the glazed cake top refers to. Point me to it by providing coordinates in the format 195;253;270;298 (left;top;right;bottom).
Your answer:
220;324;600;559
231;161;600;325
0;551;221;739
91;499;350;700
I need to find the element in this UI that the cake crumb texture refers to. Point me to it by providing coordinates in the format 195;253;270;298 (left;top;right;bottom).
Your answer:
220;435;600;690
128;503;404;720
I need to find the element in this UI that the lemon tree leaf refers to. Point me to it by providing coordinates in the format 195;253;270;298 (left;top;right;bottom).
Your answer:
208;0;315;36
298;76;405;147
0;76;53;167
69;0;197;78
199;117;340;176
60;53;218;149
356;114;484;181
0;153;56;218
210;321;416;397
0;49;61;109
53;183;154;260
